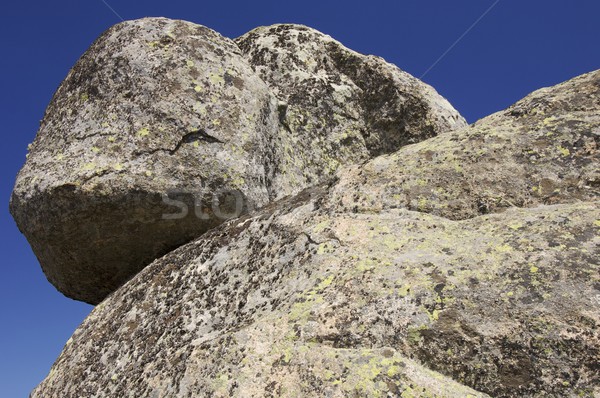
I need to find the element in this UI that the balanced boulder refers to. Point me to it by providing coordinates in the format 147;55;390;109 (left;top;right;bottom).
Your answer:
10;18;280;304
10;19;465;304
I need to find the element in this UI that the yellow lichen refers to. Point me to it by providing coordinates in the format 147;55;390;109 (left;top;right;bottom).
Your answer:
557;145;570;157
231;177;245;187
317;242;335;255
356;258;376;272
282;347;293;363
427;309;440;322
530;265;539;273
316;275;334;290
496;244;513;253
509;222;523;230
397;285;410;297
387;365;401;377
313;220;330;233
401;385;415;398
82;162;96;171
209;73;225;85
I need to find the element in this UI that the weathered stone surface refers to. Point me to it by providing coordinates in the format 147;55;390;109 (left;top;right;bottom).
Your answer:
329;69;600;220
30;197;600;397
236;24;467;196
32;72;599;397
10;18;281;304
10;19;465;304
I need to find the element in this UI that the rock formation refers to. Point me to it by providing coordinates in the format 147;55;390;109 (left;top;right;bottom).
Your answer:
235;24;466;195
330;69;600;219
10;18;465;305
10;16;599;398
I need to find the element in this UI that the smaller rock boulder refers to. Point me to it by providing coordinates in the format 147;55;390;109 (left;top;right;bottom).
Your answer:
236;24;467;197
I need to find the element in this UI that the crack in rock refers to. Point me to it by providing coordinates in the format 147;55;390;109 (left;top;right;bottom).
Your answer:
136;129;225;157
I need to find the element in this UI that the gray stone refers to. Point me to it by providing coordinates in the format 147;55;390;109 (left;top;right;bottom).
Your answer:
236;24;467;196
31;71;600;397
329;69;600;220
10;19;465;304
10;17;280;304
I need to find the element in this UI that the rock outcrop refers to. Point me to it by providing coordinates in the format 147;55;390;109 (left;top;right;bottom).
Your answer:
9;18;465;304
29;66;599;398
330;69;600;220
236;24;466;195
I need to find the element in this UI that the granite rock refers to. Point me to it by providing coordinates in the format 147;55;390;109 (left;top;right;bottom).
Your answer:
31;71;600;397
10;18;282;304
236;24;467;196
10;19;465;304
329;70;600;220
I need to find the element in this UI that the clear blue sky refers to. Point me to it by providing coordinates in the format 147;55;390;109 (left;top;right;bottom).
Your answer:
1;1;598;396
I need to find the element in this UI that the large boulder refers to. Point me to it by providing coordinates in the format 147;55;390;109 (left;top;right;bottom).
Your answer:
31;71;600;397
10;19;465;304
236;24;467;195
9;17;280;304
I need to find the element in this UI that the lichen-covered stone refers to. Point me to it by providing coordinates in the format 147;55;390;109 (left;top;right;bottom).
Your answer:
30;194;599;397
329;70;600;220
236;24;467;197
31;72;599;397
9;17;282;304
31;187;494;398
10;19;465;304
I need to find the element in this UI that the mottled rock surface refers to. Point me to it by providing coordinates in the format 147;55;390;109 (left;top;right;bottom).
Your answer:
330;70;600;220
31;71;599;397
10;18;464;304
236;24;467;195
10;18;280;304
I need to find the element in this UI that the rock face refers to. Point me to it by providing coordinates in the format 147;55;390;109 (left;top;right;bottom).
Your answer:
30;69;599;398
9;18;465;304
9;18;280;305
236;24;467;195
330;70;600;220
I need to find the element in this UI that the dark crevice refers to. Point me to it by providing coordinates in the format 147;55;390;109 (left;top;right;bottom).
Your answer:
339;112;359;121
277;102;293;134
302;232;319;245
301;231;342;247
74;131;115;141
135;129;225;157
78;169;114;185
169;129;225;153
